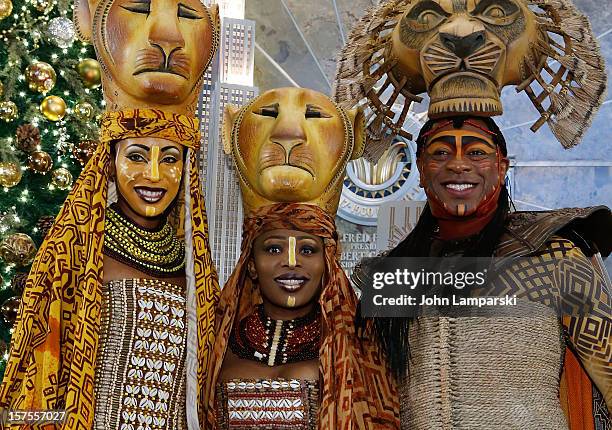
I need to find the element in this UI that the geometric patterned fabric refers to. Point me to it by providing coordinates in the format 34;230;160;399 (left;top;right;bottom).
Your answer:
215;379;319;429
94;278;188;430
399;241;589;429
352;207;612;430
0;109;220;429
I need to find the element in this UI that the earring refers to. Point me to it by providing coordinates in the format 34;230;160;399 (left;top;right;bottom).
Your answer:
247;261;258;280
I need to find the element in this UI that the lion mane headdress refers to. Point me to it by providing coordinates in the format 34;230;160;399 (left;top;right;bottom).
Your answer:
334;0;607;161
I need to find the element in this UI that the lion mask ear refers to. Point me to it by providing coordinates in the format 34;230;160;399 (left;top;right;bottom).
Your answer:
209;3;220;36
74;0;98;43
346;107;366;160
222;105;241;155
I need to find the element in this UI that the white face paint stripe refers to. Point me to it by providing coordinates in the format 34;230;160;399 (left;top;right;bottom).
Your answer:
288;236;296;267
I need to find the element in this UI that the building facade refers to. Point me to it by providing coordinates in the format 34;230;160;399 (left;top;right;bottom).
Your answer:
199;0;258;285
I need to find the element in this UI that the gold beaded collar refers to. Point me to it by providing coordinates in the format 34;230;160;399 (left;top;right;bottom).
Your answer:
103;204;185;277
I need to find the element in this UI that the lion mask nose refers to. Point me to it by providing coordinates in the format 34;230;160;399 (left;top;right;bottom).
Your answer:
440;31;486;58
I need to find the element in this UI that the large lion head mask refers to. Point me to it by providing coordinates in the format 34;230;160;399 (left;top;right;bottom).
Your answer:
334;0;606;161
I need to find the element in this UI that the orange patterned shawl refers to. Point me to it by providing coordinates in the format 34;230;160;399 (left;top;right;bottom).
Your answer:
0;109;220;429
203;203;400;429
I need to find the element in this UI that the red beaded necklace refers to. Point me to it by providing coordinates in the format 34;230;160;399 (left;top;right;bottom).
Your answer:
229;305;321;366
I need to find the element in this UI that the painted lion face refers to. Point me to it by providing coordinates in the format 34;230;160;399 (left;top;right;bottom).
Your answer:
75;0;219;114
223;88;365;216
389;0;539;117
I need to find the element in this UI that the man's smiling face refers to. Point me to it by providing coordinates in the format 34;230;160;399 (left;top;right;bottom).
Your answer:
418;118;508;217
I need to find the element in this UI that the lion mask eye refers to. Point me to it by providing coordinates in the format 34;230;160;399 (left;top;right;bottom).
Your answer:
472;0;520;25
406;1;448;31
255;104;279;118
483;5;506;18
417;10;442;25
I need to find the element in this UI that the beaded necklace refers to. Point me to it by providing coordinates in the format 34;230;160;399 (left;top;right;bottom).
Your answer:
229;305;321;367
103;204;185;277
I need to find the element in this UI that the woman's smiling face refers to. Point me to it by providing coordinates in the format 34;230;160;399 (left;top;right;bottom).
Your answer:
114;137;184;218
250;228;325;310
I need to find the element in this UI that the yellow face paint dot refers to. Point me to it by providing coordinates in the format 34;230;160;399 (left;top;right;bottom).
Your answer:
146;206;156;217
287;296;296;307
288;236;296;267
150;146;160;181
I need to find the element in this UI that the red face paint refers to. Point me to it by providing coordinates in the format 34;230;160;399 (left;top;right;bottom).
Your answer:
417;121;508;240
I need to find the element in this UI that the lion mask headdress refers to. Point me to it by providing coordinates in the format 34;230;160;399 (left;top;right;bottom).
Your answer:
334;0;607;161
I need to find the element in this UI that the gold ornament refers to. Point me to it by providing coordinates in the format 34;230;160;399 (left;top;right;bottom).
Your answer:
0;161;22;188
0;0;12;21
0;101;18;122
77;58;102;89
72;139;97;165
33;0;53;13
73;101;94;121
51;167;73;190
28;150;53;174
0;233;37;267
40;95;66;121
1;296;21;327
25;61;56;94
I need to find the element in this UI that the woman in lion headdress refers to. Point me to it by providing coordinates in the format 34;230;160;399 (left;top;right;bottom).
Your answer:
203;87;401;429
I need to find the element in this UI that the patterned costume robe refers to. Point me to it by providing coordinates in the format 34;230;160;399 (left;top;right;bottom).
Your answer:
354;207;612;430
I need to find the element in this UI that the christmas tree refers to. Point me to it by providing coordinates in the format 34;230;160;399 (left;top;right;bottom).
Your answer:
0;0;102;376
